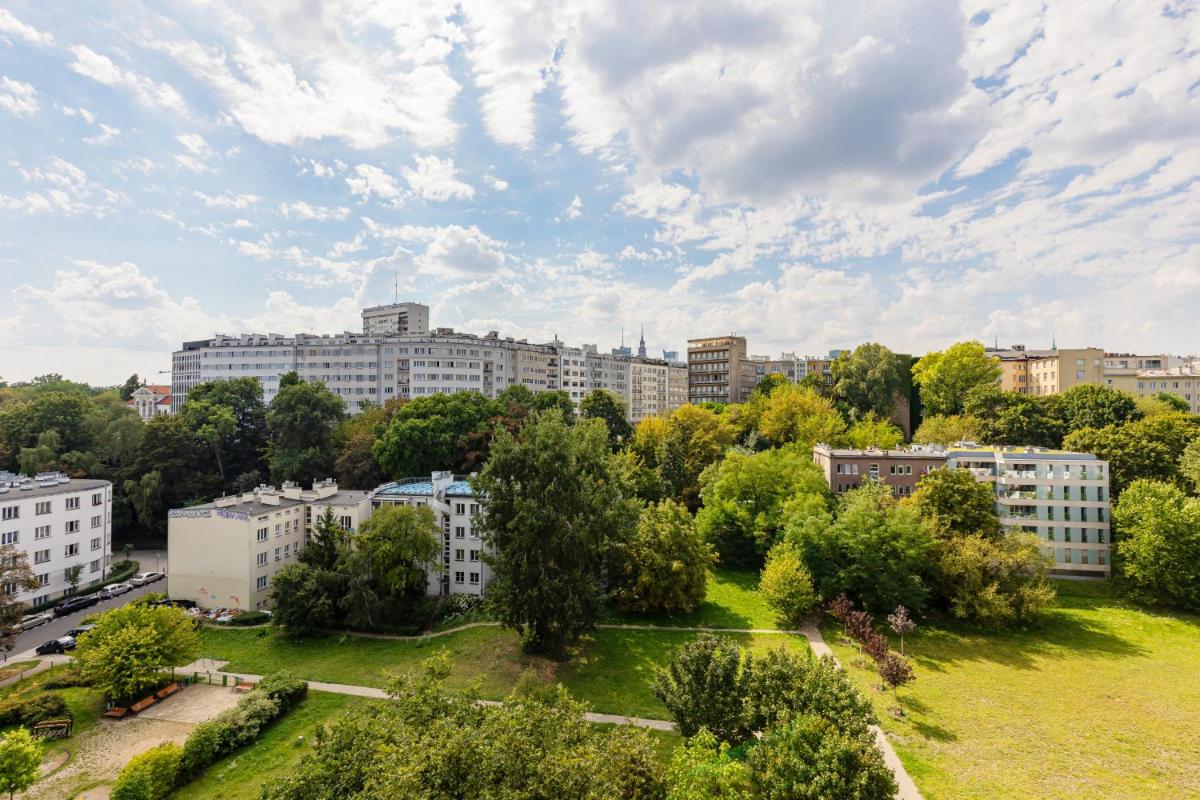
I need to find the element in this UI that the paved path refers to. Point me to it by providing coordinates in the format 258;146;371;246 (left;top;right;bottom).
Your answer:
0;657;52;689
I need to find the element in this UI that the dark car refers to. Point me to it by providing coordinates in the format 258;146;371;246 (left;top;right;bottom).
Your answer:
35;636;76;655
53;594;99;617
66;624;95;639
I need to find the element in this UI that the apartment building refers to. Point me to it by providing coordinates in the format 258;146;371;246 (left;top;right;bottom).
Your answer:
0;472;112;606
751;352;802;383
990;345;1106;395
1107;368;1200;414
628;359;671;423
688;335;754;404
127;385;172;420
167;480;372;611
361;302;430;336
370;472;487;597
667;362;689;411
800;354;836;389
810;445;1111;577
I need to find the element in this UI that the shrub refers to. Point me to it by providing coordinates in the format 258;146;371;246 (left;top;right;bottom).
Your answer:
178;720;223;782
111;742;182;800
0;692;69;726
741;648;876;738
937;533;1056;627
615;499;716;614
41;670;93;690
228;610;272;627
759;543;818;628
255;671;307;713
652;634;748;743
748;714;896;800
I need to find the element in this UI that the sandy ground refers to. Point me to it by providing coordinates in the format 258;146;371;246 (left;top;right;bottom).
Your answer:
24;684;243;800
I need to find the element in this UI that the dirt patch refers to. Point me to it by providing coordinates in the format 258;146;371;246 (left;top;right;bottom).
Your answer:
37;748;69;776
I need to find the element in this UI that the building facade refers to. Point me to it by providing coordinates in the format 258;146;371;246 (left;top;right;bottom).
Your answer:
361;302;430;336
127;385;172;420
628;359;671;423
811;445;946;497
687;335;754;404
0;472;112;606
167;480;372;610
1106;368;1200;414
991;345;1106;395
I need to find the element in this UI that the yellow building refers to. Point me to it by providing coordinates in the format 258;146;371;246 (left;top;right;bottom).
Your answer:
1106;368;1200;414
992;346;1105;395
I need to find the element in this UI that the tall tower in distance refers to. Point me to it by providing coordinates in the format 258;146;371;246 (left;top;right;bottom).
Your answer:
638;325;647;359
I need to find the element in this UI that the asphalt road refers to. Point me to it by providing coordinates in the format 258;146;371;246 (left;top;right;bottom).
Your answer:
6;579;166;659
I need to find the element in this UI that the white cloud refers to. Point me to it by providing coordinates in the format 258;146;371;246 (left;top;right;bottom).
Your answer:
402;155;475;201
564;194;582;220
346;164;404;205
0;9;54;46
0;157;123;216
484;174;508;191
84;123;121;145
193;191;261;210
68;45;186;112
0;76;37;116
278;201;351;221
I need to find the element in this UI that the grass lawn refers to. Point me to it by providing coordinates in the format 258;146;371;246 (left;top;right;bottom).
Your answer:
604;568;779;630
0;660;39;682
822;580;1200;800
195;625;805;718
0;664;106;760
174;691;373;800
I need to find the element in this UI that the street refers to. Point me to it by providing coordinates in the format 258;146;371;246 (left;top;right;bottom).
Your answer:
6;580;166;660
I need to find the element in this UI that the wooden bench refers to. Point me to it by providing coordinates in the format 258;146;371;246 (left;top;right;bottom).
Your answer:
103;706;128;719
155;682;181;699
233;680;255;693
33;718;72;739
130;696;157;713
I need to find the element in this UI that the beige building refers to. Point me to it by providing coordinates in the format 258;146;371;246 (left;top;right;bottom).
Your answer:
167;480;371;611
1106;368;1200;413
628;359;671;423
688;335;755;404
991;346;1105;395
667;363;689;412
127;385;173;420
361;302;430;335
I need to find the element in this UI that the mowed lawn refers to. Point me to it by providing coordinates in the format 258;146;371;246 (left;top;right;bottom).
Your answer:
193;625;806;719
604;568;780;630
822;581;1200;800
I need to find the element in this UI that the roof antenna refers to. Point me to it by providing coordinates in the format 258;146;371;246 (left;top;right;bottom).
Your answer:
393;264;399;304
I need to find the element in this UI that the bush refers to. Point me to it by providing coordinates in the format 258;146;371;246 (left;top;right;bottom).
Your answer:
937;533;1056;627
741;648;875;738
0;693;69;726
178;720;223;782
111;742;182;800
41;670;93;690
652;634;749;743
255;671;307;713
748;714;896;800
228;611;272;626
759;544;818;628
615;499;716;614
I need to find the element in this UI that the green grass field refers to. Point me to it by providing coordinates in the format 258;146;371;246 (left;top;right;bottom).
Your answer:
195;625;804;718
822;580;1200;800
0;664;106;763
604;568;780;629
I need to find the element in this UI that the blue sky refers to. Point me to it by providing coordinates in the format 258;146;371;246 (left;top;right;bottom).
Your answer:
0;0;1197;384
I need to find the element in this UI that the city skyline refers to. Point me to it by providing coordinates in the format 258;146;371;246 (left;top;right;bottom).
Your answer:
2;1;1198;384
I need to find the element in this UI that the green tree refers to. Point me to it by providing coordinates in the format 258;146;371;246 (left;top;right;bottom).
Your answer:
787;482;937;612
186;378;269;485
373;392;500;478
652;634;748;742
615;499;716;614
119;374;142;402
474;410;638;653
751;373;789;399
580;389;633;449
759;544;818;628
0;547;42;651
75;603;199;702
666;730;753;800
936;533;1056;626
748;713;896;800
1181;437;1200;493
907;466;1001;539
356;503;443;603
912;414;980;445
123;415;221;539
1063;414;1200;497
1059;384;1139;432
0;728;42;800
266;373;345;485
180;399;237;483
300;507;346;571
530;389;576;420
1152;392;1190;413
695;446;830;568
642;406;738;511
964;386;1066;447
741;647;876;737
832;343;908;420
64;563;83;595
1112;480;1200;609
757;384;847;449
911;341;1001;416
845;412;904;449
111;742;182;800
269;563;339;636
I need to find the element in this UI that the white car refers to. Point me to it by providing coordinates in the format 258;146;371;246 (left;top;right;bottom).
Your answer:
10;612;52;634
98;582;133;599
129;572;165;586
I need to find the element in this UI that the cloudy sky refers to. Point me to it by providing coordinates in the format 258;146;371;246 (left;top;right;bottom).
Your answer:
1;1;1197;384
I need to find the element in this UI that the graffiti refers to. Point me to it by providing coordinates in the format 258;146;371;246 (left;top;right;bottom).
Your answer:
217;510;249;521
168;508;211;519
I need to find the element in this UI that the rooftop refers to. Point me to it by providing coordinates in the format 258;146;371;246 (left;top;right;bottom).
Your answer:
0;472;110;500
375;478;475;497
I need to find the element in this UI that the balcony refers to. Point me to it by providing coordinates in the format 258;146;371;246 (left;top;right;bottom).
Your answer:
1003;470;1039;480
1000;490;1039;500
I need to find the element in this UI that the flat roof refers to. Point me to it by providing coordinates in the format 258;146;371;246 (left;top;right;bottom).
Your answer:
947;448;1100;461
375;480;475;498
313;490;371;506
185;496;306;515
0;478;110;501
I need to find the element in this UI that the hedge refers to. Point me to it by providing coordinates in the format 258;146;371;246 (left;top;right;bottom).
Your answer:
0;692;69;727
226;610;272;627
111;742;182;800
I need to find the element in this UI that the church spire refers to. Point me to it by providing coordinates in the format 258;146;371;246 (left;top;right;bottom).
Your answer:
638;325;647;358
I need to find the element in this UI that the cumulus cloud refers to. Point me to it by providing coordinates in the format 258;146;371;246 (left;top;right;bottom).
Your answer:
279;201;351;221
0;76;37;117
402;154;475;201
193;191;261;210
346;164;404;205
68;45;185;112
0;9;54;47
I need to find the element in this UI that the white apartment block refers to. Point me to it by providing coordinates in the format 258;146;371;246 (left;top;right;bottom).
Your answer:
370;472;488;596
167;480;372;611
0;472;112;607
628;359;671;423
361;302;430;336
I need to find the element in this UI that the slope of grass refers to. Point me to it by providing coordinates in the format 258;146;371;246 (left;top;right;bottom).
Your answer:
604;568;779;630
822;581;1200;800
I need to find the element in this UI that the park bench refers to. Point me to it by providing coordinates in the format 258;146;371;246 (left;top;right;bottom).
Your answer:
130;695;157;713
155;682;182;699
102;706;128;719
233;680;255;693
32;718;72;739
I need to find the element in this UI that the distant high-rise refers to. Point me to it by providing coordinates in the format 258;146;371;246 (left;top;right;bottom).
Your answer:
361;302;430;336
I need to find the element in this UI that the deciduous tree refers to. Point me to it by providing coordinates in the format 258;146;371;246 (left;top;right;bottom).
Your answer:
757;384;847;449
615;500;715;614
908;466;1001;539
936;533;1055;626
759;544;817;628
76;603;199;702
1112;480;1200;610
652;634;748;742
845;412;904;449
0;728;42;800
911;341;1001;416
831;343;908;420
748;713;896;800
373;392;499;478
912;414;980;445
266;373;345;485
579;389;633;449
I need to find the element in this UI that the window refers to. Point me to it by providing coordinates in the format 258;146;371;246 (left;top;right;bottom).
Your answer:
257;552;268;566
454;571;464;584
284;544;291;557
470;504;479;515
33;549;49;564
90;559;101;573
35;501;51;515
455;526;465;538
470;550;479;562
65;520;79;534
256;575;268;591
257;528;268;542
90;537;101;551
469;572;480;585
454;548;464;561
0;531;16;545
1;582;15;596
91;515;102;529
92;493;103;506
65;497;80;511
1;507;17;521
339;515;353;529
274;547;281;561
37;574;48;587
65;543;79;557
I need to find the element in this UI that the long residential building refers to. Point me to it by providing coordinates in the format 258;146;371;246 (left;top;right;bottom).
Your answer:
812;444;1111;578
1106;367;1200;414
0;471;112;607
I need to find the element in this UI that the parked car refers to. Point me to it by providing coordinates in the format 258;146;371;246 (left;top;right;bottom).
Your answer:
52;595;99;617
130;572;165;586
66;624;95;639
97;582;133;599
151;598;196;610
9;612;53;634
35;637;77;655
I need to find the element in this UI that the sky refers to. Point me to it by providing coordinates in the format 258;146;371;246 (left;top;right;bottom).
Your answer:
0;0;1197;385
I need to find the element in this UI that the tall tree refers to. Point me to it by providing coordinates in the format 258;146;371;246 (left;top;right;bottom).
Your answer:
832;343;908;420
912;414;981;445
373;391;499;478
356;504;442;603
180;399;237;483
907;466;1001;539
964;385;1066;447
845;413;904;449
186;378;269;485
119;374;142;401
757;384;847;450
1063;413;1200;497
1112;480;1200;610
474;410;638;653
529;390;576;420
911;341;1001;416
936;533;1055;627
579;389;633;449
641;405;737;511
76;603;199;702
614;499;716;614
0;547;39;651
266;373;345;485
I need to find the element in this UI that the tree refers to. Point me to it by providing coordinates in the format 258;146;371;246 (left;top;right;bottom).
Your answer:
615;500;716;614
666;730;753;800
1181;437;1200;494
912;414;980;445
530;389;576;420
266;373;345;485
759;544;817;628
356;503;443;603
373;392;499;478
887;606;916;656
1112;480;1200;609
936;533;1056;626
832;343;908;420
964;386;1066;448
876;654;915;716
474;410;638;653
579;389;633;449
908;466;1001;539
751;373;789;399
695;446;830;568
123;415;221;539
0;728;42;800
740;646;876;737
748;714;896;800
186;378;268;485
1060;383;1140;432
301;507;345;571
787;481;937;613
119;374;142;401
0;546;38;650
180;399;237;483
75;603;199;702
845;412;904;449
651;405;738;511
64;563;83;595
111;742;182;800
757;384;847;449
652;634;748;742
1063;415;1200;497
911;341;1001;416
269;563;339;636
1152;392;1190;413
